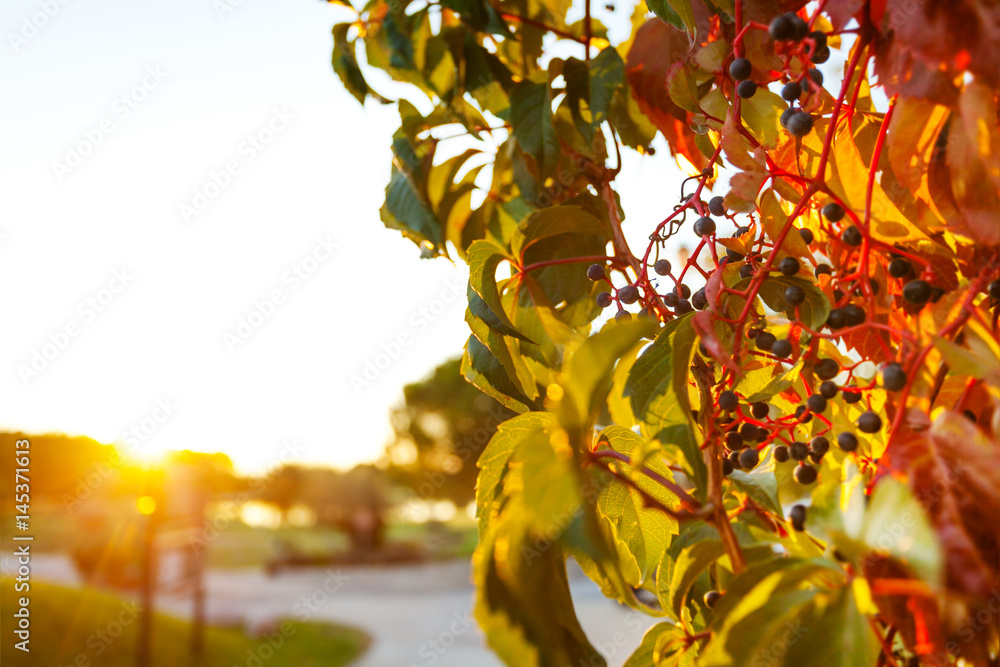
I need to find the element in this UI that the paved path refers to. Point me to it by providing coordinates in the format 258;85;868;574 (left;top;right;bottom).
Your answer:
5;554;654;667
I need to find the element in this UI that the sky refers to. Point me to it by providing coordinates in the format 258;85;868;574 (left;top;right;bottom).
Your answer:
0;0;750;473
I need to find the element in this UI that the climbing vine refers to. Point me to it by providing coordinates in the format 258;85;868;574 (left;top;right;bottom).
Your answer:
328;0;1000;663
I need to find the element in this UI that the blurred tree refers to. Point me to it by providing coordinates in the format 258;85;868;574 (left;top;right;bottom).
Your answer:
383;358;514;506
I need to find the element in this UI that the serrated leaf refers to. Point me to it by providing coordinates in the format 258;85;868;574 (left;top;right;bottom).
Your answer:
511;80;559;180
729;469;783;518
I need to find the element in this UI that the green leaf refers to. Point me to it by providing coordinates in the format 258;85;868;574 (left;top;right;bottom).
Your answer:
756;276;831;330
467;240;531;341
476;412;557;532
739;88;784;150
462;335;538;413
511;205;608;260
511;80;560;179
332;24;370;104
559;318;658;429
700;558;846;666
475;516;607;667
623;623;684;667
595;426;679;585
625;314;706;491
382;165;442;250
861;477;941;586
728;469;783;518
668;539;727;617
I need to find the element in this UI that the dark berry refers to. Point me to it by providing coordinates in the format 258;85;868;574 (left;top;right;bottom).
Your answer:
740;264;755;279
963;409;977;422
810;436;830;456
794;405;813;423
888;257;911;278
811;45;830;64
692;288;708;310
858;411;882;434
708;196;726;216
755;332;776;351
807;394;828;413
737;80;758;98
826;309;846;329
842;225;863;247
772;339;793;358
784;284;806;307
725;431;744;449
676;283;692;299
727;247;745;262
930;286;946;303
842;387;863;404
618;285;639;304
844;304;866;326
786;110;813;137
790;504;807;531
587;263;605;281
722;458;734;476
869;278;881;296
989;280;1000;299
694;216;716;237
739;447;760;470
734;226;750;237
751;402;769;419
676;299;694;314
837;432;858;452
798;228;814;245
790;441;809;461
882;363;907;391
808;69;824;86
739;422;757;439
754;426;769;442
728;449;742;468
718;390;739;412
615;310;632;323
788;14;808;40
794;463;818;485
781;81;802;101
654;258;671;276
704;590;721;608
773;444;790;462
819;381;839;399
780;106;797;129
815;358;839;380
822;202;844;222
596;292;613;308
768;14;795;40
664;293;679;308
729;57;752;81
809;30;828;50
779;257;800;276
815;263;832;277
903;279;932;306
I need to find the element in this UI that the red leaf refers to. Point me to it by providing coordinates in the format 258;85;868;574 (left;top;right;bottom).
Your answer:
625;20;707;171
882;412;1000;600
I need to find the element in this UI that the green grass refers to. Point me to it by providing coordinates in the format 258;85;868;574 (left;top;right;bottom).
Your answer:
1;579;369;667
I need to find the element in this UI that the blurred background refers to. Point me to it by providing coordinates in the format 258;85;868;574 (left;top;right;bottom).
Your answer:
0;0;709;664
